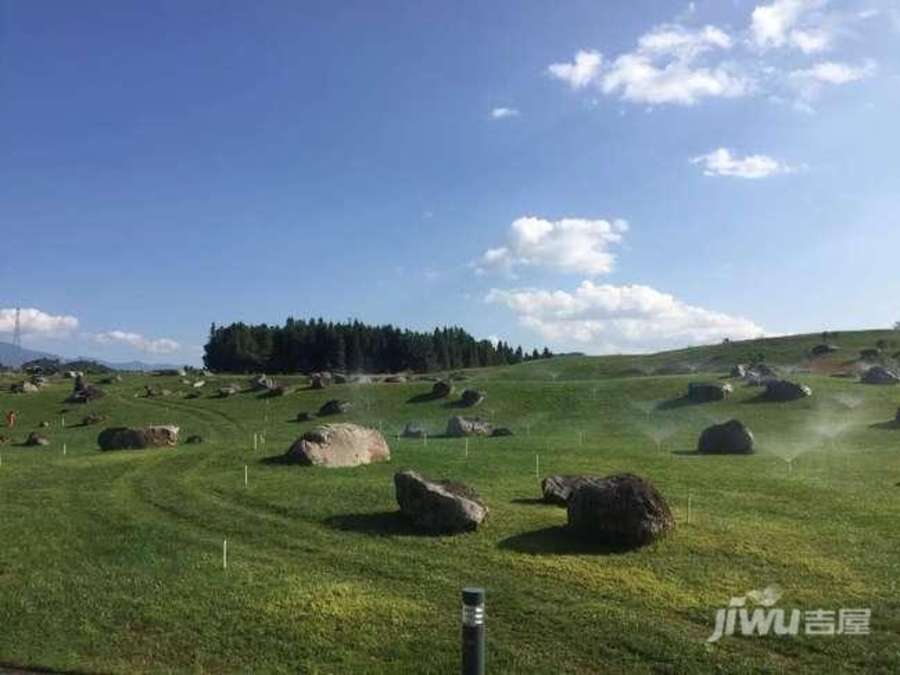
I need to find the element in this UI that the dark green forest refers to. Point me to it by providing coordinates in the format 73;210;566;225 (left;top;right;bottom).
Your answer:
203;318;552;373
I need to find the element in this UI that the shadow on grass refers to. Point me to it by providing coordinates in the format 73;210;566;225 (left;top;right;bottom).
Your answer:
656;397;704;411
869;421;898;431
498;526;633;556
406;392;445;404
259;453;291;465
509;497;554;506
323;511;427;537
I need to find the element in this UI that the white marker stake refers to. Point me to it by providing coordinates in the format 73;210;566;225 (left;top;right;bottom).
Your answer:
465;438;469;458
62;443;67;456
61;417;65;428
253;433;258;451
535;454;540;481
378;420;383;433
223;540;228;569
687;492;693;526
423;432;428;447
244;465;248;487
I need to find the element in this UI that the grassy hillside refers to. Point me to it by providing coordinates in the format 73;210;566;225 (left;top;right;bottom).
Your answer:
0;341;898;673
482;328;900;381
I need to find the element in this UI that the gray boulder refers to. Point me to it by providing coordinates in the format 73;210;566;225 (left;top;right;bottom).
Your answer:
698;419;754;454
566;473;675;549
25;432;50;447
861;366;900;385
687;382;732;403
250;374;274;391
318;399;352;416
98;425;180;451
283;423;390;467
764;379;812;401
218;384;241;397
402;423;427;439
310;372;331;389
432;380;454;398
541;475;600;506
460;389;485;407
394;470;488;534
446;416;493;437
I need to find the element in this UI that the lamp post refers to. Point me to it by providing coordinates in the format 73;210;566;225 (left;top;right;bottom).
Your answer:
461;587;485;675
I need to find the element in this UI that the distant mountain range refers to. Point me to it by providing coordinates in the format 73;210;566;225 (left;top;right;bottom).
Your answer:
0;341;183;371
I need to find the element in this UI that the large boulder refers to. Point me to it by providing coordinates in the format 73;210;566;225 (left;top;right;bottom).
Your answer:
460;389;485;407
541;475;600;506
25;432;50;447
98;425;180;451
432;380;454;398
763;379;812;401
283;423;390;467
698;419;754;454
10;381;39;394
394;470;488;534
566;473;675;549
446;416;494;437
318;399;352;416
861;366;900;385
687;382;732;403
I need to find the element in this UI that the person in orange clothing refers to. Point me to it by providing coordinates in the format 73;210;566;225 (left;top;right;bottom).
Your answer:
5;410;16;428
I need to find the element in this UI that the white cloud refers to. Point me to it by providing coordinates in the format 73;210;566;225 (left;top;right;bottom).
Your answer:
750;0;828;51
547;50;603;89
791;59;876;84
490;107;520;119
92;330;180;355
690;147;793;178
475;216;628;277
486;281;765;352
549;25;750;106
0;307;79;338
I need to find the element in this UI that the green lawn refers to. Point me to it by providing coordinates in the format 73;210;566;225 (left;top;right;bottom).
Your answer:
0;361;898;673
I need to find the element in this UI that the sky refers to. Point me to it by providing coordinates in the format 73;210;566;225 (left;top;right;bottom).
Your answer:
2;0;899;366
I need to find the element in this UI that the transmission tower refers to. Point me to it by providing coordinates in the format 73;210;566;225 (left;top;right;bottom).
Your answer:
12;307;22;348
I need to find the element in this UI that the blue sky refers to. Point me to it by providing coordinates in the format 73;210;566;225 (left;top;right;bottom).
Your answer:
2;0;899;365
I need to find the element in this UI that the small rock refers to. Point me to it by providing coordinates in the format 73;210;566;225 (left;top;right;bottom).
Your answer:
402;423;427;439
491;427;513;437
297;412;316;422
432;380;454;398
861;366;900;385
185;435;204;444
98;426;180;451
687;382;732;403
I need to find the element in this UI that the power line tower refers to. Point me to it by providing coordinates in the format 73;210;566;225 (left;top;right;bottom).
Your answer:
12;307;22;349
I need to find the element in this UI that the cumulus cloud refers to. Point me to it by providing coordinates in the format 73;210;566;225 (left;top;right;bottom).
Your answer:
547;3;879;109
92;330;180;355
549;25;749;105
547;50;603;89
475;216;628;277
750;0;828;51
690;147;793;178
791;59;876;84
490;107;520;119
486;281;764;352
0;307;79;338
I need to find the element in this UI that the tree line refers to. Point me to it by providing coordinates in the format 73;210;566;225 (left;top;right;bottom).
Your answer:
203;318;552;373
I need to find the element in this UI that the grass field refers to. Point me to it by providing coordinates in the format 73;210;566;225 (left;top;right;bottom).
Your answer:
1;338;899;673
